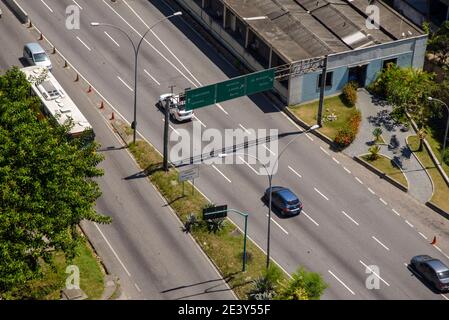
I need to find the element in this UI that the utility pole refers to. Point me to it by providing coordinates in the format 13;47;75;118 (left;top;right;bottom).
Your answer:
163;85;176;172
317;55;328;127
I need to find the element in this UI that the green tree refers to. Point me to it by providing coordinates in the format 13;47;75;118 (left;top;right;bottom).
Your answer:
369;65;438;127
427;21;449;65
276;267;327;300
0;67;110;297
368;145;381;161
372;127;383;143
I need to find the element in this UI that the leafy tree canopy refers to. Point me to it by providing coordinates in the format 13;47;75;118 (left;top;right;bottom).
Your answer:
0;67;110;296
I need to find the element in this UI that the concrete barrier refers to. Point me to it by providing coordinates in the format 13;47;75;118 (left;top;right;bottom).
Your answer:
353;155;409;192
425;202;449;221
3;0;28;23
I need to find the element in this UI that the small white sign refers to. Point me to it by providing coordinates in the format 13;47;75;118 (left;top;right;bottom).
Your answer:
179;166;199;182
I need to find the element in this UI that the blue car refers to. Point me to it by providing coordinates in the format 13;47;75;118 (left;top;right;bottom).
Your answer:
264;186;303;216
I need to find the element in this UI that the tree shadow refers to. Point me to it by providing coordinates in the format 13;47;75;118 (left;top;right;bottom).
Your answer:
367;109;399;132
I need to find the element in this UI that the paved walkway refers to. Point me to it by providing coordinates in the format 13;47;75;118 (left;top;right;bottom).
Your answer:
345;89;433;203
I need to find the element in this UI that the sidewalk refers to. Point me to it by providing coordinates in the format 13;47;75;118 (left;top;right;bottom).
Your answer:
345;89;433;203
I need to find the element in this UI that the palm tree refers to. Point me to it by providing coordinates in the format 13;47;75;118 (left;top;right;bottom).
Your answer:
417;128;427;151
368;145;381;161
372;127;383;143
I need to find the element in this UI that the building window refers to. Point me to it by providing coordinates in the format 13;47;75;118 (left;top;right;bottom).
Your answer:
383;58;397;69
318;72;333;88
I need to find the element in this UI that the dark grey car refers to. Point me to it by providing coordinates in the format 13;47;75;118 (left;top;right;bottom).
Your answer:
410;255;449;292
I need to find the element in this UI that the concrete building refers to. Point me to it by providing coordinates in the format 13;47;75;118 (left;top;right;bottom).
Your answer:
388;0;449;28
176;0;427;105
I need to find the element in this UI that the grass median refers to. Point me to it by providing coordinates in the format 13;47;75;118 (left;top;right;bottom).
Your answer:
288;95;359;140
128;140;283;299
360;154;408;189
407;136;449;212
10;238;104;300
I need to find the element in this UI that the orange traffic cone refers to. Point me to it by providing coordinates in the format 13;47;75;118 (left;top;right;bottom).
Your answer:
87;85;92;93
430;236;437;245
39;33;43;41
99;101;104;109
74;73;79;82
110;112;115;120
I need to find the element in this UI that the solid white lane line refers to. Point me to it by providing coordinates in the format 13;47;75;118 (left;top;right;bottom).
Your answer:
102;0;198;87
143;69;160;86
288;166;302;179
343;167;351;174
193;115;206;128
418;232;428;240
216;103;229;115
372;236;390;251
40;0;53;12
134;283;142;292
117;76;133;92
379;198;388;206
405;220;414;228
94;223;131;277
341;211;359;226
360;260;390;286
320;146;330;155
332;157;340;164
355;177;363;184
238;124;251;135
305;133;314;141
238;156;259;175
442;294;449;301
72;0;83;9
302;211;319;226
76;36;91;51
367;187;375;195
104;31;120;47
314;188;329;201
212;165;231;183
392;209;401;216
434;247;449;260
328;270;355;295
266;214;289;235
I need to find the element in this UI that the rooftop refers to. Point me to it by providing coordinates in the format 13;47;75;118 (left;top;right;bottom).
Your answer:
223;0;424;62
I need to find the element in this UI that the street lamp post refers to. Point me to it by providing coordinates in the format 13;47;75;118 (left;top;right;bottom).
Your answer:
428;97;449;164
220;124;319;270
90;12;182;144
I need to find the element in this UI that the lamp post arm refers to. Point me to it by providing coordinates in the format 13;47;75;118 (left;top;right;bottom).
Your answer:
96;23;137;54
136;13;180;53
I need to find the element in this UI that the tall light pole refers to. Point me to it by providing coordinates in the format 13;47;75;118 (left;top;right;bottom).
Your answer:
428;97;449;164
220;124;319;270
90;12;182;144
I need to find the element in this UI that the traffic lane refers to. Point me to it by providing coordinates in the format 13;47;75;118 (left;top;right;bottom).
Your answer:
195;162;376;299
51;59;235;300
195;154;444;299
0;3;35;70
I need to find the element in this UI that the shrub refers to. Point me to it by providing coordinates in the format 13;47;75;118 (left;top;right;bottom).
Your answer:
276;267;327;300
372;127;383;142
247;264;283;300
334;111;361;149
342;82;358;107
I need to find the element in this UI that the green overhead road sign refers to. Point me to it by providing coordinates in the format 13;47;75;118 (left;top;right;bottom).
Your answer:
185;84;216;110
185;68;275;110
246;68;275;96
216;76;246;103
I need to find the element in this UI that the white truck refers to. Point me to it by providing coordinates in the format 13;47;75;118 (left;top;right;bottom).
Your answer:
157;93;193;122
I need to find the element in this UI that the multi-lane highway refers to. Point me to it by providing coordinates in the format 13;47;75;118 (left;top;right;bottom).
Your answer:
5;0;449;299
0;2;235;300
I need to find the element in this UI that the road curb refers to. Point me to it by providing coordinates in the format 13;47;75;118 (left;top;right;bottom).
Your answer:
353;155;408;192
425;202;449;221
